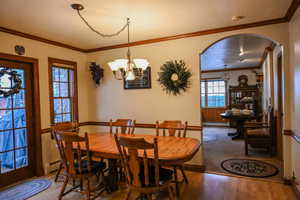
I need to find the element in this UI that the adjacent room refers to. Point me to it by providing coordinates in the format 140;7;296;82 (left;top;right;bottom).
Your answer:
0;0;300;199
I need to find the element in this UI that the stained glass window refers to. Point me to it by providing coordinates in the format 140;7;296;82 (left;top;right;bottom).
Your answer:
201;79;226;108
50;64;77;124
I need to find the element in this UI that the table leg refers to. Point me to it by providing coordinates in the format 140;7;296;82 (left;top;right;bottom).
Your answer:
231;121;245;140
106;159;119;192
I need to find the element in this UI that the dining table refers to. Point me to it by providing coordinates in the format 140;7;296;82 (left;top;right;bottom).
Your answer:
83;132;201;192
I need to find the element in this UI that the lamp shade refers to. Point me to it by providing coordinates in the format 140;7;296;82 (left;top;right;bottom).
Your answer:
108;59;128;71
133;59;149;70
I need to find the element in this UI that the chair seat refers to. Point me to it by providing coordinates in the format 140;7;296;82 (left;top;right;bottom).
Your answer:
247;128;270;138
139;165;173;186
74;160;106;174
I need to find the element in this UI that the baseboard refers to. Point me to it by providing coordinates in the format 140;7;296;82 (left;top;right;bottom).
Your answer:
292;177;300;199
183;164;206;172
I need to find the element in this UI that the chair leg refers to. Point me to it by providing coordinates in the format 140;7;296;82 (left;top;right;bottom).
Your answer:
124;189;132;200
86;178;91;200
147;194;153;200
179;166;188;184
59;175;69;200
173;166;180;197
168;186;175;200
245;142;248;156
55;162;63;182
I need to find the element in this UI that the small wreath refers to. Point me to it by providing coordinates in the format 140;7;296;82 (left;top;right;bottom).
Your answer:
0;68;22;97
158;60;192;95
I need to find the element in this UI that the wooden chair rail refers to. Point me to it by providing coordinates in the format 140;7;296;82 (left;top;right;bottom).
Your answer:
41;121;202;134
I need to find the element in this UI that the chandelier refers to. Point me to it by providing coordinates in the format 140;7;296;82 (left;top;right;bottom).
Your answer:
71;4;149;81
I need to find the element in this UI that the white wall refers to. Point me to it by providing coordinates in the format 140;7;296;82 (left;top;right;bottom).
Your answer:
289;6;300;191
0;32;90;174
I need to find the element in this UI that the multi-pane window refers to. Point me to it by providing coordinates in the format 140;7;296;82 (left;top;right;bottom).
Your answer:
201;79;226;107
0;67;28;173
49;58;78;124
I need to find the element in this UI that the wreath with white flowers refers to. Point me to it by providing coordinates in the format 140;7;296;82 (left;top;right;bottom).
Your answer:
0;68;22;97
158;60;192;96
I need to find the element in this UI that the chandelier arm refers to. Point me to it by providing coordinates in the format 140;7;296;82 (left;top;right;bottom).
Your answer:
76;9;129;37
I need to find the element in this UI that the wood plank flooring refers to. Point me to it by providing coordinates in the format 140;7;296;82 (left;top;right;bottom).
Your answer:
28;172;296;200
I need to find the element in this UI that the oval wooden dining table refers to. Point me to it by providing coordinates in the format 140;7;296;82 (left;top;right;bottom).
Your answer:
84;132;201;192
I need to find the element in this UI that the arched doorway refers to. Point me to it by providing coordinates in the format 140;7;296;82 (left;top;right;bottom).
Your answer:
199;34;284;180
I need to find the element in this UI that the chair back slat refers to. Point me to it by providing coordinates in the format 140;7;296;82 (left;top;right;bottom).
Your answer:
114;135;159;187
53;131;91;176
110;119;135;135
156;120;188;137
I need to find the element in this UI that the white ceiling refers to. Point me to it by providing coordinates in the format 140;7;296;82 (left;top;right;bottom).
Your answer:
201;34;274;70
0;0;291;49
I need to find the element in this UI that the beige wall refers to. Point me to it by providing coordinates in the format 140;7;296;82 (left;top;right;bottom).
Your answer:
289;6;300;190
0;32;90;174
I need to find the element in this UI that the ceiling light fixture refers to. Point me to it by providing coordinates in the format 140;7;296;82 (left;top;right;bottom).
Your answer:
71;4;149;81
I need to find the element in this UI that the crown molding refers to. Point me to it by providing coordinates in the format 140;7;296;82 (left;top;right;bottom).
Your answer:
201;66;261;73
0;0;299;53
0;26;87;53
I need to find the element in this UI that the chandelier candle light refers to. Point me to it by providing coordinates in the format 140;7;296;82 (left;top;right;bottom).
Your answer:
71;4;149;81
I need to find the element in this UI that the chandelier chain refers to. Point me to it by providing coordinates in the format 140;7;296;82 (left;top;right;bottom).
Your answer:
76;10;129;37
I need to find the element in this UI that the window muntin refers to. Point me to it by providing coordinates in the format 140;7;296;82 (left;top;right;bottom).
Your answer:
201;79;226;108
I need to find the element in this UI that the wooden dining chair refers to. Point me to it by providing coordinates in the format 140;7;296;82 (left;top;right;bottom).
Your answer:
244;106;276;156
51;121;80;182
156;120;188;196
114;135;175;200
109;119;135;135
53;131;107;200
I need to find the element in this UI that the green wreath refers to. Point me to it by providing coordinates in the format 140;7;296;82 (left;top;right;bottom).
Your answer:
0;68;22;97
158;60;192;95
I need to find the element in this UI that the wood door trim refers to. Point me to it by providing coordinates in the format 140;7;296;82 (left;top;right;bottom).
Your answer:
0;52;43;177
1;0;299;53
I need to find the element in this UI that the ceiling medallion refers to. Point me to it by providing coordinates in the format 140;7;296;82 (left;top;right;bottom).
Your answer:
71;4;149;81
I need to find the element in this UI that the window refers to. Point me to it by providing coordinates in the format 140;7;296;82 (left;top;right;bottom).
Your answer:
201;79;226;107
48;58;78;124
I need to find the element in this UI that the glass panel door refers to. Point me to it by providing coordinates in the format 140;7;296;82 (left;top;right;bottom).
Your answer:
0;59;34;187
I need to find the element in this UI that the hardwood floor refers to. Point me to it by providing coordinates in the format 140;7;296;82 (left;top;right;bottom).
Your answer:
28;172;296;200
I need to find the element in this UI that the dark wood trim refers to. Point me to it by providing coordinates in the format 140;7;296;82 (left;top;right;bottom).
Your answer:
82;121;202;131
285;0;300;21
0;26;86;53
283;129;293;136
41;121;202;134
41;128;51;133
201;66;261;73
48;57;79;125
0;52;44;176
183;163;206;172
86;18;287;52
259;44;277;67
1;0;299;53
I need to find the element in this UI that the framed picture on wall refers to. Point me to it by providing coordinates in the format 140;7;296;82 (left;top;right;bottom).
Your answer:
123;67;151;89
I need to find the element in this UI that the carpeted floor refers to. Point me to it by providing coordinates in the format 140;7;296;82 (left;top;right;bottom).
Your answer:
203;127;283;181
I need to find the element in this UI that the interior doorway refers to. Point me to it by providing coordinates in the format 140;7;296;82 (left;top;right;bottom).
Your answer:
0;53;42;188
199;34;284;180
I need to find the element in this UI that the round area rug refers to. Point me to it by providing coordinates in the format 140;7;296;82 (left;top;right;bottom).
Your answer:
221;159;279;178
